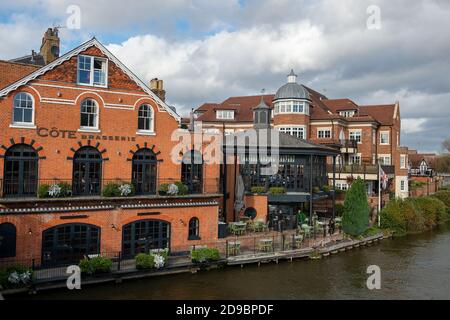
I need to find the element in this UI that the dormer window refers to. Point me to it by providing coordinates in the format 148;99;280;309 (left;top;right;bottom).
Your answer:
216;110;234;120
77;55;108;87
339;110;355;117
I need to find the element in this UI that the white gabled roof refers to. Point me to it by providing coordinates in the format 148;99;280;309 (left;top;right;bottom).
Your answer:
0;37;181;122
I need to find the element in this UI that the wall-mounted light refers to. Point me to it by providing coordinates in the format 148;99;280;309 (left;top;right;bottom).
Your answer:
117;151;121;156
57;92;62;97
118;98;123;103
111;224;119;231
179;219;185;226
28;228;33;235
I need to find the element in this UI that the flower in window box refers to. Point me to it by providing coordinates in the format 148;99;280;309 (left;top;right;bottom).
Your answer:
48;183;62;197
153;254;165;269
118;183;132;197
167;183;179;195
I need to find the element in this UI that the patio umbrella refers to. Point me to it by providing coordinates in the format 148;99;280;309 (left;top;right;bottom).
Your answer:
234;174;245;221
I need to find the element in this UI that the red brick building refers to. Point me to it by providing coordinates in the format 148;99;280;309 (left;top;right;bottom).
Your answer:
0;33;221;264
194;70;410;202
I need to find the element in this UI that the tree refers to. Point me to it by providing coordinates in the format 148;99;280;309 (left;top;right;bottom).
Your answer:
442;139;450;153
342;177;370;236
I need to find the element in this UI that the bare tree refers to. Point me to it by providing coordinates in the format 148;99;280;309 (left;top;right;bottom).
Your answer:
442;139;450;153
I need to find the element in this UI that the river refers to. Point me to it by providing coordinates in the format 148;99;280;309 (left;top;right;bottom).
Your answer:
13;223;450;300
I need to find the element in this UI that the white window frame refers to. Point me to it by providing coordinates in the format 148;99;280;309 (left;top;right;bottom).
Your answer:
339;110;355;118
378;154;391;165
11;92;36;128
372;129;376;145
273;100;309;115
277;125;306;139
349;130;362;144
349;153;362;165
77;55;109;88
79;98;99;131
317;128;332;139
400;155;407;169
380;131;390;145
216;110;235;120
137;104;155;134
400;179;406;191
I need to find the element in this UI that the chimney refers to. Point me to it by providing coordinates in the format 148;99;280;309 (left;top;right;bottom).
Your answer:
40;27;60;64
149;78;166;102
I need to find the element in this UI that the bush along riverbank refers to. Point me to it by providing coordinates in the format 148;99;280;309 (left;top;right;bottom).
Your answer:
380;190;450;236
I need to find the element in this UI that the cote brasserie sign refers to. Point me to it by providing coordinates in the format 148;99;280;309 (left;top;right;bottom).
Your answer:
36;127;136;142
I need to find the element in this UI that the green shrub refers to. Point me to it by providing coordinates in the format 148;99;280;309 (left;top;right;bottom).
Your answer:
79;256;112;275
321;185;330;192
175;181;188;195
380;199;407;236
268;187;285;195
402;199;426;233
158;183;169;195
250;186;266;194
191;248;220;264
431;190;450;208
102;182;134;197
410;180;426;189
342;177;369;237
312;186;321;193
38;182;72;198
0;265;34;289
335;203;345;217
363;226;382;237
135;250;169;270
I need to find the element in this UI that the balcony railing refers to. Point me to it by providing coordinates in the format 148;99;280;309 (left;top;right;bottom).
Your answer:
327;163;395;175
0;178;221;199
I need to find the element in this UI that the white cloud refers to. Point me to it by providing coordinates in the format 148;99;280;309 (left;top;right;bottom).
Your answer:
402;118;427;134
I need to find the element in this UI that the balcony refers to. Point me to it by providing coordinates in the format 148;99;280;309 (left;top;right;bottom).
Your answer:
0;178;221;200
327;163;395;181
315;139;358;153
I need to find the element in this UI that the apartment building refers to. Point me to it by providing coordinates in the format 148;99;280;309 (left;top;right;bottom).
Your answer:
194;70;409;201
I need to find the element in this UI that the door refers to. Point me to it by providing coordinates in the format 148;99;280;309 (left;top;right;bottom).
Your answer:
132;149;157;195
122;220;170;258
181;150;203;194
72;147;102;196
3;144;38;197
42;223;100;266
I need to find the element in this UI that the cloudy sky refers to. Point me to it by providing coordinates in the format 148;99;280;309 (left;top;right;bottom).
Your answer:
1;0;449;153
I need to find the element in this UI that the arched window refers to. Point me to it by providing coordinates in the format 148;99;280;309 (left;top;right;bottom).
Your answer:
181;150;203;194
188;217;200;240
72;147;102;196
132;148;157;195
13;92;34;124
0;223;16;258
138;104;153;132
42;223;100;266
122;219;170;258
80;99;98;129
3;144;38;196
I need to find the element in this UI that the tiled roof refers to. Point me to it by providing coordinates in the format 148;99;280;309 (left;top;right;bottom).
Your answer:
409;153;436;168
195;87;397;126
0;60;41;90
359;104;396;125
10;54;46;67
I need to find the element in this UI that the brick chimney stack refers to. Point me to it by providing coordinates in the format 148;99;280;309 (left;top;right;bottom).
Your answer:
40;27;60;64
149;78;166;102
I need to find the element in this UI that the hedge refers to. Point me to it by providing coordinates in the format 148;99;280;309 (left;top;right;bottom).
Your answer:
0;265;34;289
381;194;450;236
135;250;169;270
191;248;220;264
38;182;72;198
102;182;135;197
79;256;113;275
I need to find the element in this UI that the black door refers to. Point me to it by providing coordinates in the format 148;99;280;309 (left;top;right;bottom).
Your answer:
42;223;100;266
122;220;170;258
0;223;16;258
72;147;102;196
132;149;157;195
3;144;38;197
181;150;203;193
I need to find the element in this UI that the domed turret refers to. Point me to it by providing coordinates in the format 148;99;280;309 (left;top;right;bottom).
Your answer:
273;69;311;139
274;69;310;101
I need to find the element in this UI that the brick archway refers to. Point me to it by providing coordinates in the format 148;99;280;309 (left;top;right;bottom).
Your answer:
66;140;109;161
0;137;46;160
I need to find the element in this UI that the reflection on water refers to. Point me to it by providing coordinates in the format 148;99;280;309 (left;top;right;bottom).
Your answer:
15;223;450;300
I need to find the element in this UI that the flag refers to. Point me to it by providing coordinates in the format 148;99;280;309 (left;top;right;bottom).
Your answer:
379;165;388;190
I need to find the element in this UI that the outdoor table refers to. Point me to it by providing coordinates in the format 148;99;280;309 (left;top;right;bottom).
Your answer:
258;238;273;252
227;240;241;255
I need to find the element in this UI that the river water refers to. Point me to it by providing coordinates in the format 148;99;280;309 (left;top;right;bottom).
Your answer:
16;223;450;300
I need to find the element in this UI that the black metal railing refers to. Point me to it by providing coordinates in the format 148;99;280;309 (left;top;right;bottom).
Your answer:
0;178;221;199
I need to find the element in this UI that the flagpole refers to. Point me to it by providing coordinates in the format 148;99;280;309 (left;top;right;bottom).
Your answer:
378;162;381;228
